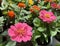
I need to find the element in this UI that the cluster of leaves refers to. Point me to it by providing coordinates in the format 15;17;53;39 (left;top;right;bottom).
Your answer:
0;0;60;46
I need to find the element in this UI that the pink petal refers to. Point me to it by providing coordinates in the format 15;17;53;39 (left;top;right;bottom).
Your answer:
22;36;28;42
15;23;23;29
26;26;32;31
11;35;22;42
8;29;15;37
25;36;31;41
27;31;32;36
10;25;17;31
23;23;32;31
51;16;56;20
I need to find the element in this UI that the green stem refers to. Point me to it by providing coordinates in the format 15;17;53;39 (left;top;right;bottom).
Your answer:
46;23;50;36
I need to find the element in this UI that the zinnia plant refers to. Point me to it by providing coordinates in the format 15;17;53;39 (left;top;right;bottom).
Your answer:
0;0;60;46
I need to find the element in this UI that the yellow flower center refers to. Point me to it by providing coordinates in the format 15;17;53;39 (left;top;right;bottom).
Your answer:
45;14;50;18
17;29;25;35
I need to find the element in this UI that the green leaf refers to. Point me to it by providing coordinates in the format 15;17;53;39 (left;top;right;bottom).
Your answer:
15;19;18;23
43;33;47;38
23;14;32;20
41;6;47;9
1;30;8;36
32;29;40;41
47;3;51;9
33;18;41;27
37;27;45;32
34;35;41;41
32;40;38;46
39;1;44;6
50;30;57;36
25;0;28;6
0;0;8;10
2;10;7;15
0;26;3;32
45;37;48;43
56;28;60;32
43;33;48;42
57;16;60;20
0;16;4;26
5;41;16;46
50;28;59;36
15;0;22;2
0;16;4;23
21;10;31;14
0;43;3;46
10;4;20;12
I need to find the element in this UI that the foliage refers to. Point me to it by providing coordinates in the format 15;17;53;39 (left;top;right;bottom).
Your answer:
0;0;60;46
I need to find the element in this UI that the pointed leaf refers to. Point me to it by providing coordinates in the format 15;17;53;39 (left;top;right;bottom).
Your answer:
6;41;16;46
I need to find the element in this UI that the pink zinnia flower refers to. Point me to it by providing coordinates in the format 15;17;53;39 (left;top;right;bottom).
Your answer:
8;23;32;42
51;2;57;9
39;10;56;23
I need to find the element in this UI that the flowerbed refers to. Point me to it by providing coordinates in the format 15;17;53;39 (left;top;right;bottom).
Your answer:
0;0;60;46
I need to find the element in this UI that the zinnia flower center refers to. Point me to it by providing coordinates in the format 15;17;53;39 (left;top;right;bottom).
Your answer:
45;14;50;18
17;29;25;35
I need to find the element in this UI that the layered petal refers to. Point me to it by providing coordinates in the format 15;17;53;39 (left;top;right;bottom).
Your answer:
8;22;32;42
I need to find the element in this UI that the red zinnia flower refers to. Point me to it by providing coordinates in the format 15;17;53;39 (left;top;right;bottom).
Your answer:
18;2;26;8
30;5;40;13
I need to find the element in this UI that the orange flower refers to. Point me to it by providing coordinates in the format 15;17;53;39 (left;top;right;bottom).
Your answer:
8;11;15;18
18;2;26;8
30;5;40;13
44;0;52;2
32;5;40;10
30;8;34;13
